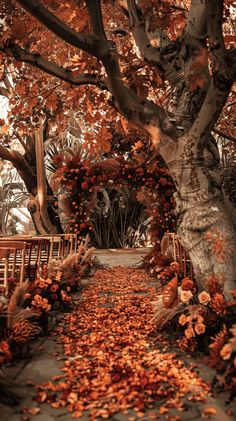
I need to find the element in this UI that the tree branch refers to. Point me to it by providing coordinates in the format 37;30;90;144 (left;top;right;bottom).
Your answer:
126;0;185;91
205;0;236;84
0;144;37;194
188;78;231;143
12;130;28;151
213;128;236;144
5;44;107;90
85;0;106;40
15;0;176;142
3;67;12;92
126;0;163;68
184;0;207;40
0;87;10;98
16;0;107;58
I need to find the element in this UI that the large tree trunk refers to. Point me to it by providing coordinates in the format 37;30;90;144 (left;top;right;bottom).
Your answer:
27;193;63;234
160;133;236;298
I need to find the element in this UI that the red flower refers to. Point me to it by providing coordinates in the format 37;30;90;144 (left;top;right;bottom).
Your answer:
51;284;59;293
81;181;89;190
181;278;195;291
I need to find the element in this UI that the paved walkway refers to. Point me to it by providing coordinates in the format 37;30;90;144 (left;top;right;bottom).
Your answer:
94;248;152;268
0;250;234;421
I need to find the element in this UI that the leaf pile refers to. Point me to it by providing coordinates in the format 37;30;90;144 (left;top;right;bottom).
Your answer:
35;267;212;420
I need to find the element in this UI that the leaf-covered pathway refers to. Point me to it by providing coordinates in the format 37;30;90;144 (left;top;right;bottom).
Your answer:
1;265;234;421
34;267;232;420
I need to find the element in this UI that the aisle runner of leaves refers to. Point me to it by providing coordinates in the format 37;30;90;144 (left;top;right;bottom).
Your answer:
35;267;212;420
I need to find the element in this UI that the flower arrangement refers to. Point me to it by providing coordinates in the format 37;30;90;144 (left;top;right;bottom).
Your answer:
150;254;236;397
23;241;95;328
51;151;176;246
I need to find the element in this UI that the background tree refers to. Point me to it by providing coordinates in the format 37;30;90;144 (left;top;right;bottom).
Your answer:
0;0;236;297
0;71;63;233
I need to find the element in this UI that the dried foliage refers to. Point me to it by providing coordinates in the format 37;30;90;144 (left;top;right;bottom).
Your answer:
0;237;95;369
34;267;212;419
145;250;236;398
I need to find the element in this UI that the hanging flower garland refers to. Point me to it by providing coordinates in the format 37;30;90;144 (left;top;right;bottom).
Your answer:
52;153;176;244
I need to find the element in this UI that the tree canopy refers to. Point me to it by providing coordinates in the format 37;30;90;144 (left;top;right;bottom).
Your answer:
0;0;235;141
0;0;236;297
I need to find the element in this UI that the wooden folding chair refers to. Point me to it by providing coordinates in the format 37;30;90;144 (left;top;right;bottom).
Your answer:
0;241;28;292
0;237;43;281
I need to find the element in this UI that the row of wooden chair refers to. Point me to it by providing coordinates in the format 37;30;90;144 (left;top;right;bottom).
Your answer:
0;234;78;294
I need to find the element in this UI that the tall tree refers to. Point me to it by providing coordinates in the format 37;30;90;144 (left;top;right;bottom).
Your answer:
1;0;236;297
0;73;62;234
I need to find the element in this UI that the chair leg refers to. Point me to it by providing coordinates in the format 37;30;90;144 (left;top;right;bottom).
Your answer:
4;256;9;295
19;248;26;284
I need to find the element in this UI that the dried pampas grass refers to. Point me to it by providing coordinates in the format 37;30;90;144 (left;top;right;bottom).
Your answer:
7;282;37;329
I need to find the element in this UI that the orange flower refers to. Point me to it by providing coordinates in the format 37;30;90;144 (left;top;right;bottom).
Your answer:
39;281;47;289
50;284;59;293
180;290;193;304
178;314;187;326
41;298;51;312
196;315;204;324
181;278;195;291
184;326;195;339
194;323;206;335
210;293;227;315
55;272;62;281
198;291;211;305
220;343;233;360
170;262;179;272
61;290;71;302
0;340;12;364
33;294;42;303
0;340;10;354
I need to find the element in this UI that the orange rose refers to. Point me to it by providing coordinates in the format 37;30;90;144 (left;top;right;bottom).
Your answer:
180;290;193;304
34;294;42;303
184;326;195;339
194;323;206;335
198;291;211;305
181;278;195;291
178;314;187;326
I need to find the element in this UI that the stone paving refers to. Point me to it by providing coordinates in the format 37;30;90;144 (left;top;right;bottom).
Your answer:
0;249;235;421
